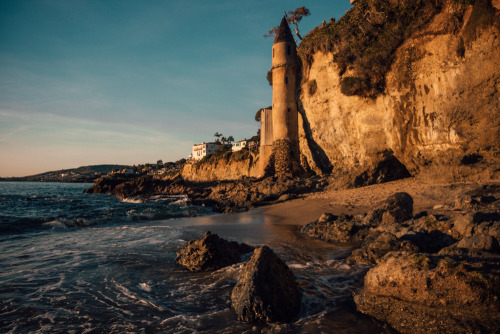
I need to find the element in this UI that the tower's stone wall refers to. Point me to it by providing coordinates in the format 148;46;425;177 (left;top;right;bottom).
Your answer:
259;17;303;177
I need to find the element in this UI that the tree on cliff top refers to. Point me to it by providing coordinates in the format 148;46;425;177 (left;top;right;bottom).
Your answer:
264;7;311;40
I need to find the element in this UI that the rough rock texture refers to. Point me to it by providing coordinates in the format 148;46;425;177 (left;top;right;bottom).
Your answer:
457;234;500;253
85;174;324;213
355;252;500;334
300;213;369;243
175;231;253;272
181;155;260;181
347;232;418;265
231;246;302;323
353;150;411;187
365;192;414;226
298;3;500;180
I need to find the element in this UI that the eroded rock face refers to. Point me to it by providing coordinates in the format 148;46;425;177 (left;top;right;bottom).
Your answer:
231;246;301;323
298;8;500;178
175;231;253;272
355;252;500;334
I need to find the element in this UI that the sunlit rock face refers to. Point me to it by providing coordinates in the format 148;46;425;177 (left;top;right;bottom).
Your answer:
298;6;500;178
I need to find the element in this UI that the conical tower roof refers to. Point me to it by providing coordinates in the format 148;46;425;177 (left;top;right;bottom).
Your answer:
274;16;295;44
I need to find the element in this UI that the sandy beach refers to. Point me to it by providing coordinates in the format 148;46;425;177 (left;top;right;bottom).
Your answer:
260;177;490;226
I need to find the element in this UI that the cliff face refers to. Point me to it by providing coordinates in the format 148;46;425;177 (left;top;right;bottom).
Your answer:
299;2;500;179
181;154;260;181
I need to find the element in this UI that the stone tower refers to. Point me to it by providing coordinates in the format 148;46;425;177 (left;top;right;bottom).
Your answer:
266;16;300;176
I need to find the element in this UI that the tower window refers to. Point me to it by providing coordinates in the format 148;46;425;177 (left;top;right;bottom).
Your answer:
288;108;291;112
287;45;291;55
285;76;288;84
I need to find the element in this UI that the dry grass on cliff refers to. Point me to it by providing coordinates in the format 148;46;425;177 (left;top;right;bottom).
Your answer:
298;0;441;97
297;0;499;98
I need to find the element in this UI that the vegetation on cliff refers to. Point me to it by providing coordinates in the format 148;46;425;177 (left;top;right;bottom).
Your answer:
298;0;499;98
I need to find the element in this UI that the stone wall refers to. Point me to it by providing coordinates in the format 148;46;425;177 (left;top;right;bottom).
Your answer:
272;139;301;177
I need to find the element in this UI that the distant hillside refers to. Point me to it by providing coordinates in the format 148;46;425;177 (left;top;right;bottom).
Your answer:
0;165;125;183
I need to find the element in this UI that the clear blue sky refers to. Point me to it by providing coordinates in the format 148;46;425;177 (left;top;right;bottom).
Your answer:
0;0;351;177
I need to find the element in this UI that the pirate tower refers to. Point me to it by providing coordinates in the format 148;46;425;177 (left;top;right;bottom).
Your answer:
260;16;301;176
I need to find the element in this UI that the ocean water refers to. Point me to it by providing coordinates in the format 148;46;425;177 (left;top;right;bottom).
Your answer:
0;182;390;333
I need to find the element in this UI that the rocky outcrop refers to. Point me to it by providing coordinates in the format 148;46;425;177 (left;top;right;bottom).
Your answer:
298;1;500;180
181;155;260;181
366;192;413;226
175;231;253;272
85;174;324;213
231;246;302;323
347;232;418;265
300;213;369;243
355;252;500;334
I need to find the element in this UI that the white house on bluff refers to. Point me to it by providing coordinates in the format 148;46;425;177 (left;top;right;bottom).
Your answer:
191;142;222;161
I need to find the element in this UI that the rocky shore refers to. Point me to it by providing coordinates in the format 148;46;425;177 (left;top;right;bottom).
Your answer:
85;170;500;332
84;174;326;213
169;179;499;333
300;183;500;333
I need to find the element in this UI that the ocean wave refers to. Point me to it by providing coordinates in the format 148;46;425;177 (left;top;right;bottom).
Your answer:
43;218;97;229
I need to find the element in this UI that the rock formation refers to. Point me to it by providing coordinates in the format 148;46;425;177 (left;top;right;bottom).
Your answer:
297;0;500;180
355;252;500;334
231;246;302;323
175;231;253;272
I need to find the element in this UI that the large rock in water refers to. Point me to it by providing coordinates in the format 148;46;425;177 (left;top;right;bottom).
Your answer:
355;252;500;333
231;246;302;323
175;231;253;272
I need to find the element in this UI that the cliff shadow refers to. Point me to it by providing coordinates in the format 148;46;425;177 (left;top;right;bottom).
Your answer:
297;98;333;174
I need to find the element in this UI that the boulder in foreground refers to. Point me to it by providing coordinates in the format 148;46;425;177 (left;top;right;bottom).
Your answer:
175;231;253;272
355;252;500;334
231;246;301;323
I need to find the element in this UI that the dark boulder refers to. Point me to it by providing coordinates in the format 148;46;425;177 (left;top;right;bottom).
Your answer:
231;246;302;323
353;150;411;187
400;230;457;254
347;232;419;265
301;213;369;243
175;231;253;272
366;192;413;226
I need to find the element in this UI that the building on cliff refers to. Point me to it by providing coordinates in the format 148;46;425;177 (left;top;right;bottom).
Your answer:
232;136;259;152
260;16;302;176
191;142;222;161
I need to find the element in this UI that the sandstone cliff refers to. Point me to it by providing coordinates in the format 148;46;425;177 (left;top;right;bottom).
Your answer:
298;0;500;181
181;153;260;181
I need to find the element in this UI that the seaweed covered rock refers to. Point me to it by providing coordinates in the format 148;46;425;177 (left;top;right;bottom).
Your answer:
175;231;253;272
355;252;500;334
300;213;369;243
231;246;301;323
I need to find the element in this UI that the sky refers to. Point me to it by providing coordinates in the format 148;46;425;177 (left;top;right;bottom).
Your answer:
0;0;351;177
